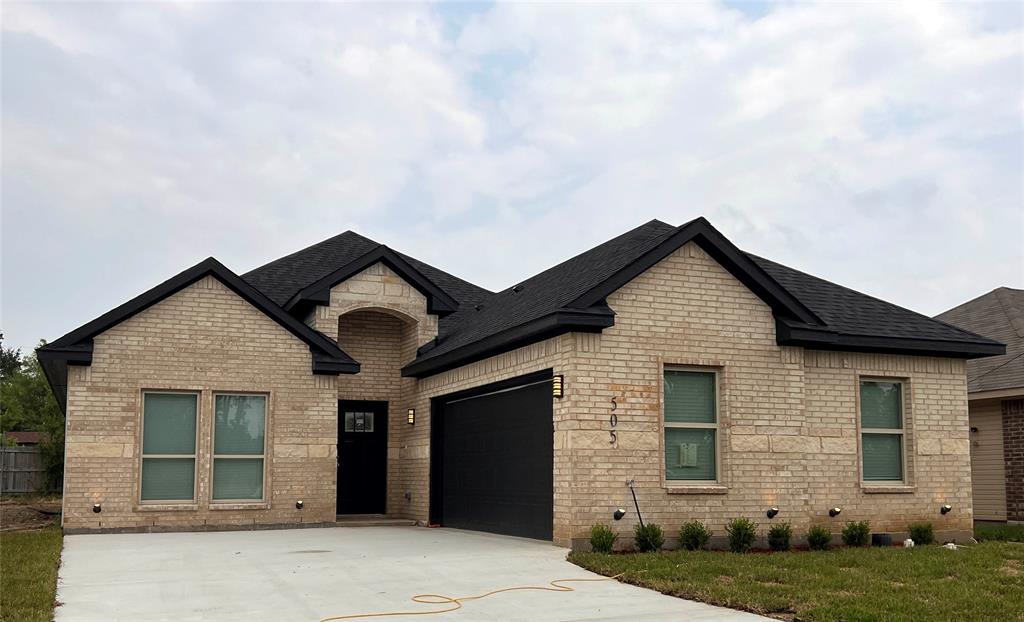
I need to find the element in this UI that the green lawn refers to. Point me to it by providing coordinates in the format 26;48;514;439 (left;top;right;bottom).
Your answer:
1;527;63;622
569;542;1024;622
976;522;1024;543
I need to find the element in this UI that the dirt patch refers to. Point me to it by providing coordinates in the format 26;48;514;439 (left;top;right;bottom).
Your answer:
757;579;786;586
0;498;61;531
1000;560;1021;577
716;575;734;585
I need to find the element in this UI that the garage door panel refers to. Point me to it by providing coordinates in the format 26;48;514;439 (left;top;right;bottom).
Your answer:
437;378;553;540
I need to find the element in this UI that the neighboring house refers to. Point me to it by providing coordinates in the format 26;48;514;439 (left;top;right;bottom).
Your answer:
936;288;1024;523
2;431;45;446
39;218;1004;547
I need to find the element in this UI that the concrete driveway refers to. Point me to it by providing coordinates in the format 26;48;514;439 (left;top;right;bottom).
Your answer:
57;526;770;622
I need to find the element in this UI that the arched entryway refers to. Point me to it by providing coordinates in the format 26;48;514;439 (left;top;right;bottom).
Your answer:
334;307;419;516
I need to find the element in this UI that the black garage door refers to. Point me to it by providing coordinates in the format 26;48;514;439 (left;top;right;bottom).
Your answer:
430;371;553;540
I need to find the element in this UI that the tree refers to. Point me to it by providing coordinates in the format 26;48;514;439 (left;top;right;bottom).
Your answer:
0;332;21;380
0;339;64;491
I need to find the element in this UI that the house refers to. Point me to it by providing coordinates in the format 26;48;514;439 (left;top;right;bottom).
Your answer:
38;218;1004;547
2;431;46;446
936;288;1023;523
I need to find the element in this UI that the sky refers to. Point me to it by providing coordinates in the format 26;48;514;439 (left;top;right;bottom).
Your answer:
2;1;1022;353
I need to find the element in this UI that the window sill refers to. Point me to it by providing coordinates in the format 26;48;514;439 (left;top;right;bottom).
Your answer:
209;502;270;511
861;484;916;494
135;503;199;512
664;484;728;495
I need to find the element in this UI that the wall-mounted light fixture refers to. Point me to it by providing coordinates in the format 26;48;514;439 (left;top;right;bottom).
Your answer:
766;507;780;519
829;507;842;517
613;508;626;521
295;500;304;510
93;503;102;514
552;375;564;399
407;409;416;425
940;504;952;515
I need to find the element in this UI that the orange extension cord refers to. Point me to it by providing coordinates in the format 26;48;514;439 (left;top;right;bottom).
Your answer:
318;573;625;621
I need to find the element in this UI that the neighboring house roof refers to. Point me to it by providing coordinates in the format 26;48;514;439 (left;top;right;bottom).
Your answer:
38;257;360;413
935;287;1024;394
3;431;45;445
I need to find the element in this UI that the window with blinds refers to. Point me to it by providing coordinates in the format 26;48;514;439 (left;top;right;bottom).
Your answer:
212;394;267;501
860;380;904;482
140;392;198;502
664;370;718;482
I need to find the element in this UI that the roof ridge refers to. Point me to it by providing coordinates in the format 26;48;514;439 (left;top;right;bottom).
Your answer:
242;230;380;278
937;287;1018;319
994;287;1024;338
496;219;680;293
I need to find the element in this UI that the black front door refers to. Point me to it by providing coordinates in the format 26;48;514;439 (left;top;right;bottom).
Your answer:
338;400;388;514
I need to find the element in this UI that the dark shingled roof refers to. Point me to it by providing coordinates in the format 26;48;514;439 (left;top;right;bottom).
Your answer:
749;255;998;344
936;287;1024;393
239;218;1003;377
398;219;1002;375
243;231;492;334
408;219;682;367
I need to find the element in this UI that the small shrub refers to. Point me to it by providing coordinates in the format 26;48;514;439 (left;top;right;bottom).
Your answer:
679;521;711;551
726;517;757;553
590;523;617;553
842;521;871;547
908;522;934;545
768;522;792;552
634;523;665;552
807;525;832;551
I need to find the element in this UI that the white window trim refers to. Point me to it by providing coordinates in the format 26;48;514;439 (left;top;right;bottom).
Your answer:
210;392;268;504
663;367;720;485
858;377;907;485
138;391;200;505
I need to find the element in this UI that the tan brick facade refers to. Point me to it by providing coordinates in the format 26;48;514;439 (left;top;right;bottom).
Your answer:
64;276;338;531
62;248;975;546
310;262;437;516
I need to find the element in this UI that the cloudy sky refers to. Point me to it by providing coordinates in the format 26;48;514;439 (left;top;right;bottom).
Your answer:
2;1;1022;352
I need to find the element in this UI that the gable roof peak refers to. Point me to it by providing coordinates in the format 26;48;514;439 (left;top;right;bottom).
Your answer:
38;256;360;413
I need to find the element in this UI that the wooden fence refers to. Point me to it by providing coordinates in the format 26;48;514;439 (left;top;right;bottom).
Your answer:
0;446;47;494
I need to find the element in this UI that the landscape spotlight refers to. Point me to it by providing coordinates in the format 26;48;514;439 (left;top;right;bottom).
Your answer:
613;508;626;521
940;504;952;515
829;507;842;517
766;507;779;519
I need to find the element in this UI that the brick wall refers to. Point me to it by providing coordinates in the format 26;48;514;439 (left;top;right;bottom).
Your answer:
313;262;436;518
61;249;976;545
63;276;338;531
335;309;419;515
560;242;972;547
803;352;971;535
1004;399;1024;521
